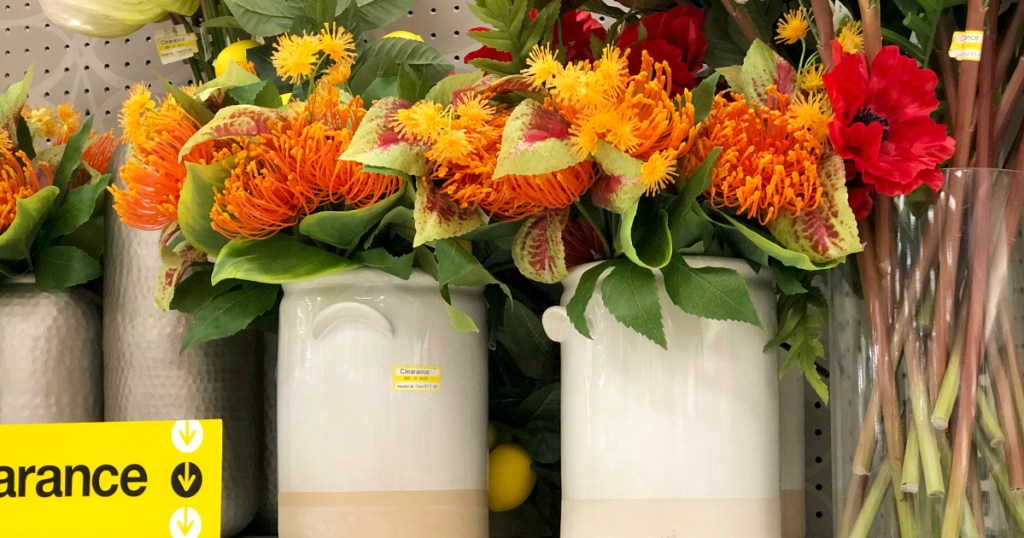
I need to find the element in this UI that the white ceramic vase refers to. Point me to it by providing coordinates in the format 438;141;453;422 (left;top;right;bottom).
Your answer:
0;276;102;424
277;268;489;537
543;257;781;538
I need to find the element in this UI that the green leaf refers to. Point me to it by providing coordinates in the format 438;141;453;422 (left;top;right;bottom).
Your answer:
677;148;720;212
439;283;479;332
51;117;94;196
366;205;415;245
772;286;829;404
212;234;358;284
299;185;407;250
33;245;102;290
0;186;58;261
352;248;414;279
425;71;486;107
43;173;111;241
180;282;279;351
163;79;215;124
222;0;305;37
691;72;720;123
661;255;762;327
15;117;34;159
178;162;231;257
715;210;842;271
565;260;613;338
396;63;433;102
344;0;416;31
618;200;671;269
305;0;337;24
768;260;807;295
716;39;778;106
349;38;452;96
170;270;236;314
434;238;503;290
200;15;243;29
0;67;31;137
59;214;105;260
227;80;282;108
195;61;263;101
601;261;666;348
500;299;555;379
515;383;559;421
362;76;401;103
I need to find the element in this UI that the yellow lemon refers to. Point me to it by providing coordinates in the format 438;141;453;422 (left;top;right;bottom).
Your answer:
382;30;424;42
214;40;260;77
488;423;497;450
488;443;536;512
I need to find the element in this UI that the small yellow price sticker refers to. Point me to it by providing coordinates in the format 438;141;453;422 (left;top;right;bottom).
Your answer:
155;24;200;65
948;30;984;62
394;366;442;392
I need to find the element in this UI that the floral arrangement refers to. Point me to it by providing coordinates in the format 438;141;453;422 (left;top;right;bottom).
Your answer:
0;69;116;289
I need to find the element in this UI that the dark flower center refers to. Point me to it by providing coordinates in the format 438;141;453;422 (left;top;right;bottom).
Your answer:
851;107;890;141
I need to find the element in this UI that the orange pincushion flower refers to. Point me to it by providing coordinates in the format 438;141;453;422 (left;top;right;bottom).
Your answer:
684;87;823;225
210;101;402;240
82;130;117;174
0;148;44;233
110;94;216;230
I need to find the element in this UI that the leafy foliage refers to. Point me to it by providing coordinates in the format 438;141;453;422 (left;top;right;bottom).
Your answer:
767;282;830;403
467;0;561;74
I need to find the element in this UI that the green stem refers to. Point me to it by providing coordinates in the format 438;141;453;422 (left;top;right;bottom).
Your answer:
976;429;1024;528
849;464;891;538
932;323;964;430
901;422;921;493
978;380;1005;447
960;500;981;538
905;332;946;497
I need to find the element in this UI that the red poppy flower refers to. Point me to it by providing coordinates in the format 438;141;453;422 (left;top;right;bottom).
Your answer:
824;41;954;218
617;5;707;93
465;10;605;65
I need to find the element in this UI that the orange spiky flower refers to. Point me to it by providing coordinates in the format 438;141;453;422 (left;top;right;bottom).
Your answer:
529;46;698;194
110;86;216;231
395;95;594;220
683;87;823;225
210;96;402;240
0;147;46;233
82;130;117;174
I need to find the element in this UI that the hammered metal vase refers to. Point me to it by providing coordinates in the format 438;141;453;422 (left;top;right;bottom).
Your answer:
0;276;102;424
104;167;261;536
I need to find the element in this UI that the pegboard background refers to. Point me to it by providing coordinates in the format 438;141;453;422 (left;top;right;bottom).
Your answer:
1;2;833;536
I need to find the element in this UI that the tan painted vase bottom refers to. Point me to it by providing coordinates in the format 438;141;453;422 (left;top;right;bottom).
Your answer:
279;490;488;537
561;497;782;538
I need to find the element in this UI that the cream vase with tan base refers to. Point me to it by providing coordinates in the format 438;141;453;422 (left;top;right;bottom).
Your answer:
278;269;488;537
543;257;781;538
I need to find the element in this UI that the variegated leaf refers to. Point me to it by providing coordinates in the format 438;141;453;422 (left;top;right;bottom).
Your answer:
178;105;286;159
591;141;646;214
155;224;209;311
340;97;431;178
0;67;31;138
716;40;779;106
413;181;484;247
493;99;584;178
767;154;863;263
512;208;569;284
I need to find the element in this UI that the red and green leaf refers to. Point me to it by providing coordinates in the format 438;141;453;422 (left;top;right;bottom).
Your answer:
591;141;646;214
494;99;584;178
413;181;484;247
512;208;569;284
341;97;431;177
178;105;285;159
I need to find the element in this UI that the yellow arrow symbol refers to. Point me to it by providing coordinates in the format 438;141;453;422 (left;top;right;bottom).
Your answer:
179;421;196;446
177;508;194;535
177;462;196;491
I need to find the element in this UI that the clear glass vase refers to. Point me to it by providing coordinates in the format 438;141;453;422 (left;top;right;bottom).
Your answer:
829;168;1024;537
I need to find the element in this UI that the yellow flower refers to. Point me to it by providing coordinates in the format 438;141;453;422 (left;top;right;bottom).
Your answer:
0;128;12;150
548;63;589;104
319;23;356;69
23;105;55;137
800;64;825;92
428;129;471;164
120;83;156;146
55;103;81;144
394;101;448;143
320;61;352;87
524;45;563;88
640;150;678;194
454;96;496;125
787;91;832;144
836;21;864;54
272;33;323;84
775;8;810;45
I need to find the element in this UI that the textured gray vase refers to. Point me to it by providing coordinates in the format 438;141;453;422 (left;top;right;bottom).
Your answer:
0;276;103;424
247;333;279;535
104;164;261;536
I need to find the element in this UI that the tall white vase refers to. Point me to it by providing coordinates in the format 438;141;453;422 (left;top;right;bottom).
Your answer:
0;276;102;424
277;269;489;537
543;257;781;538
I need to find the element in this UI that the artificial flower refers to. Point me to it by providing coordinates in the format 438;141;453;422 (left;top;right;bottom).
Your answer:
685;87;824;225
82;131;117;174
464;28;514;64
0;147;45;233
836;21;864;54
272;33;324;84
562;216;606;269
823;42;955;218
775;8;810;45
617;5;707;93
800;64;825;92
319;23;356;66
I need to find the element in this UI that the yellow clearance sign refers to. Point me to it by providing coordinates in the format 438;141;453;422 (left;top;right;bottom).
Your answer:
0;420;222;538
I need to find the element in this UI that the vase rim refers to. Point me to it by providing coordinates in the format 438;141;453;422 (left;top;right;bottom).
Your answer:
943;167;1024;176
282;267;482;294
